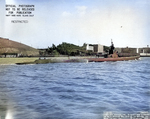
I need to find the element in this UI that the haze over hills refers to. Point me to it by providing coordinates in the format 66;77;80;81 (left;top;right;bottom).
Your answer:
0;37;39;56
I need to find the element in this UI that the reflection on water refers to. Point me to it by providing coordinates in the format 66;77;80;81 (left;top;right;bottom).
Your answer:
0;108;14;119
0;82;13;119
6;109;13;119
0;57;150;119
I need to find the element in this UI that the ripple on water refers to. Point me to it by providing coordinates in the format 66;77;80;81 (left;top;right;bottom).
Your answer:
0;58;150;118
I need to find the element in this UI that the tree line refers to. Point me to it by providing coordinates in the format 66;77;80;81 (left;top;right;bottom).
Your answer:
39;42;110;56
39;42;87;56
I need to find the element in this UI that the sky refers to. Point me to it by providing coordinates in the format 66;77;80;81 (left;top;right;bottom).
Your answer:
0;0;150;48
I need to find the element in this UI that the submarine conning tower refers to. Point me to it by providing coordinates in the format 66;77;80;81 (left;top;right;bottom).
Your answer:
109;39;115;55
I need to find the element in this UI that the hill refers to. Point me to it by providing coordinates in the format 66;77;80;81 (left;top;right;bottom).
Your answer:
0;37;39;57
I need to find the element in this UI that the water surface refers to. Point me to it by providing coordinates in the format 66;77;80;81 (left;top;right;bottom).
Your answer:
0;57;150;119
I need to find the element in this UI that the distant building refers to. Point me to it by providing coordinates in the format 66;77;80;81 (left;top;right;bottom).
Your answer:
86;44;103;53
115;46;150;57
115;47;138;53
122;47;137;54
114;47;138;57
93;44;103;53
138;45;150;57
139;47;150;53
86;44;93;51
115;47;122;53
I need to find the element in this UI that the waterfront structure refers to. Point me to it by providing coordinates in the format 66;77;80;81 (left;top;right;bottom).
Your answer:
115;46;150;57
138;45;150;57
86;44;103;53
115;47;137;53
86;44;93;51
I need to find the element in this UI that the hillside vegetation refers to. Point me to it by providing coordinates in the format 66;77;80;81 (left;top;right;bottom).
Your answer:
39;42;88;56
0;37;39;56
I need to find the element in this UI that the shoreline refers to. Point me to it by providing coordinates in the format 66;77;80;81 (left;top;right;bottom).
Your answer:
0;56;96;65
0;57;39;65
0;56;143;65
